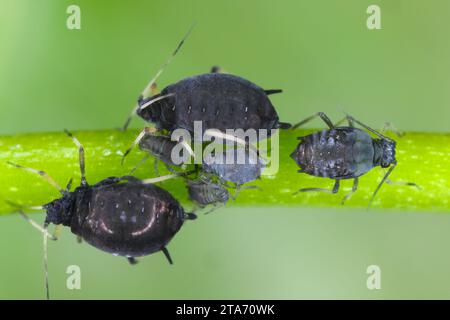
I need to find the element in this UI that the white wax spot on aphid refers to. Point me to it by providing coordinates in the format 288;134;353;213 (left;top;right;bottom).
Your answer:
103;149;112;156
116;150;124;156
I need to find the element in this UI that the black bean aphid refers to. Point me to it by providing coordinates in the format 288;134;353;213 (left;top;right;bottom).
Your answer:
122;25;290;157
136;72;290;135
8;131;196;299
290;112;418;206
187;177;230;214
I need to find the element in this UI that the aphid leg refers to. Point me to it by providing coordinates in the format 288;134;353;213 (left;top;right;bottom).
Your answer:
164;163;180;174
295;180;340;195
43;222;50;300
18;210;58;241
65;178;73;192
64;130;87;186
53;224;62;240
230;184;260;201
346;115;393;142
128;154;151;175
142;174;178;184
385;177;420;189
333;115;354;127
5;200;59;240
369;162;397;208
203;203;225;215
122;127;155;164
292;112;334;130
154;159;160;175
161;247;173;265
127;257;139;265
341;178;359;204
122;23;195;131
7;162;64;194
204;129;257;153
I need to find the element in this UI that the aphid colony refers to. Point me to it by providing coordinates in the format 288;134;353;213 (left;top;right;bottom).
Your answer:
7;26;417;299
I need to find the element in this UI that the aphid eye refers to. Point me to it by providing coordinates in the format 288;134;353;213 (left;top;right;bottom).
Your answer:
53;202;62;211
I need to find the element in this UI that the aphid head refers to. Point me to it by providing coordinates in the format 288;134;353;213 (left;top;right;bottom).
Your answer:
378;139;397;168
43;193;74;226
137;94;173;124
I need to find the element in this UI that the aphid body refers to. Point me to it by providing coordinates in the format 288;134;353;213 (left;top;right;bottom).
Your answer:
47;176;190;259
292;127;394;179
202;148;265;186
187;178;230;208
137;73;290;135
10;131;196;267
289;113;416;206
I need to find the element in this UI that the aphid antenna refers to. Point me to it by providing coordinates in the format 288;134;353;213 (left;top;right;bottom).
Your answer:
7;161;65;194
138;93;175;112
5;200;55;239
344;114;394;142
5;200;57;300
122;23;196;131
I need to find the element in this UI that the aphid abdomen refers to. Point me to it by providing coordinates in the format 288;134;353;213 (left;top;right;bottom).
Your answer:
187;180;229;206
202;149;264;185
292;128;375;179
160;73;282;134
72;182;185;257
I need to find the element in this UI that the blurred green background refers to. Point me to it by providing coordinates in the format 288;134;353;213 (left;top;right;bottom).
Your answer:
1;0;450;299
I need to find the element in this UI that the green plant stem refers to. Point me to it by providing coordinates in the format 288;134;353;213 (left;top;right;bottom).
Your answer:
0;130;449;214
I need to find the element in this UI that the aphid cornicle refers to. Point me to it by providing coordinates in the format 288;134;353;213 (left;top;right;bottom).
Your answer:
8;131;196;299
290;112;418;206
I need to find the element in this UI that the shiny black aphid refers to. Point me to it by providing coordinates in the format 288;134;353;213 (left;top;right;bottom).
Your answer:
290;112;417;206
187;177;230;214
123;26;290;139
202;148;265;187
137;72;290;135
9;131;196;298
